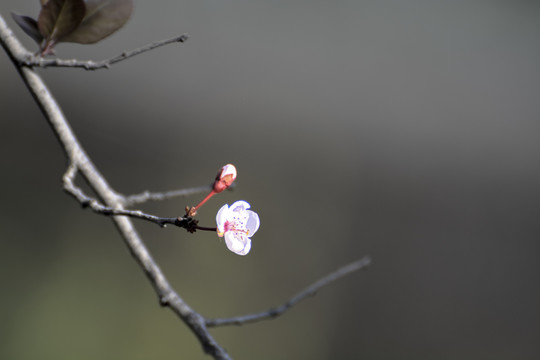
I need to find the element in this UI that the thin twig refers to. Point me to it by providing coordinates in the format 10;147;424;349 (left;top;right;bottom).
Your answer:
20;35;188;70
123;182;236;206
124;184;212;206
62;164;187;228
206;256;371;327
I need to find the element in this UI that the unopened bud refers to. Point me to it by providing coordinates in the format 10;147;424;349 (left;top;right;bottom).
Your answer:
213;164;237;193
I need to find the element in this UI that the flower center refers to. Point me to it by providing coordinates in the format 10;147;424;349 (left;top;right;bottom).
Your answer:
224;220;249;235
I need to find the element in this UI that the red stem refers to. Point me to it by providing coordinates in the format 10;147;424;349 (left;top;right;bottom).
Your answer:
193;190;216;211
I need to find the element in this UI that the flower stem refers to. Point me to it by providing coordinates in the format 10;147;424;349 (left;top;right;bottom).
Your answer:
195;225;218;232
193;190;216;212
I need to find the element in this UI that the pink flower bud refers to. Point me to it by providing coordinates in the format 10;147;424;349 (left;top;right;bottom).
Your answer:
213;164;237;193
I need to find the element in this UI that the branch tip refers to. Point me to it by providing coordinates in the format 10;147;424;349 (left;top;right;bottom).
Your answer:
206;256;371;327
13;34;190;70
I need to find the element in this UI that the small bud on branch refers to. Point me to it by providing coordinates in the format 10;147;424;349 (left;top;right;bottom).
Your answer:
213;164;237;193
187;164;237;216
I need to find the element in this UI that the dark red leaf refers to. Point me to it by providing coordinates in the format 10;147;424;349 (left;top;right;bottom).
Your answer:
11;12;44;45
61;0;134;44
37;0;86;47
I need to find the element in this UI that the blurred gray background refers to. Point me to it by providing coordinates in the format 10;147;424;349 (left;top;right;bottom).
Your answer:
1;0;539;359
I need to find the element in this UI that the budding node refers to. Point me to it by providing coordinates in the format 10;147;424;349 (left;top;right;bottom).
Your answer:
184;164;238;217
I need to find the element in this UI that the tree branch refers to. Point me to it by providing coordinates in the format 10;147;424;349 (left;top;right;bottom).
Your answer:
20;34;188;70
206;256;371;327
62;163;188;227
1;11;371;360
0;14;230;360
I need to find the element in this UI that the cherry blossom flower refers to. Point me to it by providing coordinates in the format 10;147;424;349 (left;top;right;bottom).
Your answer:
216;200;260;256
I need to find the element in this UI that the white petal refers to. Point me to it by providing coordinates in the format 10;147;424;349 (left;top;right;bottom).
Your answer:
230;200;251;212
220;164;237;180
246;210;260;235
216;204;230;234
235;240;251;256
224;231;251;256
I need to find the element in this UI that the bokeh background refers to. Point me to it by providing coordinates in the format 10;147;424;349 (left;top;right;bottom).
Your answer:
1;0;539;359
